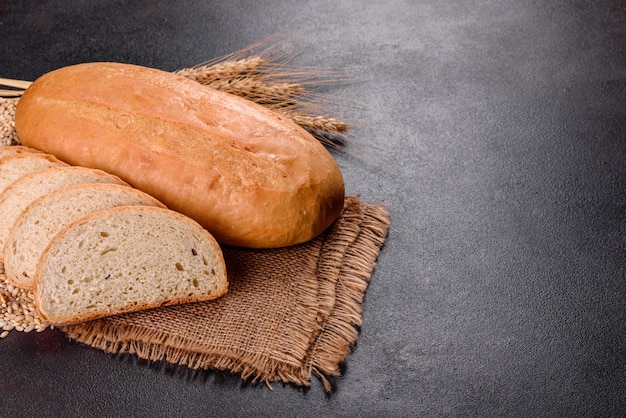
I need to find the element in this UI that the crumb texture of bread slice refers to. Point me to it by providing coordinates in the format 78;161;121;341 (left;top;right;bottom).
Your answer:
34;206;228;325
0;166;127;251
3;183;164;289
0;153;67;194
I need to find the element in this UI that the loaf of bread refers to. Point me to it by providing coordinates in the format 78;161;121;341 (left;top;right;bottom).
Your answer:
0;166;127;252
4;183;165;289
15;62;345;248
34;205;228;325
0;153;67;194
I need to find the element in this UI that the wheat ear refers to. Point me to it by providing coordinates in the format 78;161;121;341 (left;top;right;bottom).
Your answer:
176;37;351;147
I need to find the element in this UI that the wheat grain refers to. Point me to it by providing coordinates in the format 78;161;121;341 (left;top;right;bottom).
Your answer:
289;114;350;134
209;78;302;105
0;98;20;146
0;262;49;339
175;56;267;84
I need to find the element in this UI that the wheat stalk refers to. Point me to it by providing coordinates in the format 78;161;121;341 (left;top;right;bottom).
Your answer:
205;78;303;103
175;56;267;84
176;49;351;147
289;114;350;133
0;78;32;99
2;38;351;148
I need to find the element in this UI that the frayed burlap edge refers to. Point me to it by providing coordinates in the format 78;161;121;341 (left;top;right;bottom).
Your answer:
60;197;390;391
309;201;390;391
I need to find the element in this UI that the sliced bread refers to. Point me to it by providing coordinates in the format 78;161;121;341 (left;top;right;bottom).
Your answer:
4;183;165;289
0;166;128;252
0;153;67;194
34;205;228;325
0;145;43;158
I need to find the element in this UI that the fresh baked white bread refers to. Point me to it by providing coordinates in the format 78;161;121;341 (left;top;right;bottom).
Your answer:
0;166;128;252
34;205;228;325
0;153;67;194
4;183;165;289
0;145;43;158
15;62;345;248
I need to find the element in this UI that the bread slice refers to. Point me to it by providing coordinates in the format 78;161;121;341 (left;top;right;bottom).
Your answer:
4;183;165;289
0;145;43;158
0;166;128;252
34;205;228;325
0;153;67;194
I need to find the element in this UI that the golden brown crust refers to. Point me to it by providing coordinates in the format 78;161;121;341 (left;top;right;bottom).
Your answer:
15;62;345;248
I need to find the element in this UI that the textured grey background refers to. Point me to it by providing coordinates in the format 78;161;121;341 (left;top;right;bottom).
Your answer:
1;1;626;416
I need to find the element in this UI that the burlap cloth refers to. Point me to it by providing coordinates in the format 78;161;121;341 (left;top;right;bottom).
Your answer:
60;196;389;391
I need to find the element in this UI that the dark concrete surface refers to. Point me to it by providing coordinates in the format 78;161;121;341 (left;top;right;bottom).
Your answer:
1;1;626;416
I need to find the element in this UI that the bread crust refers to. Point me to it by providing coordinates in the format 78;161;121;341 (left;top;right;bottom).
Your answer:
15;62;345;248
